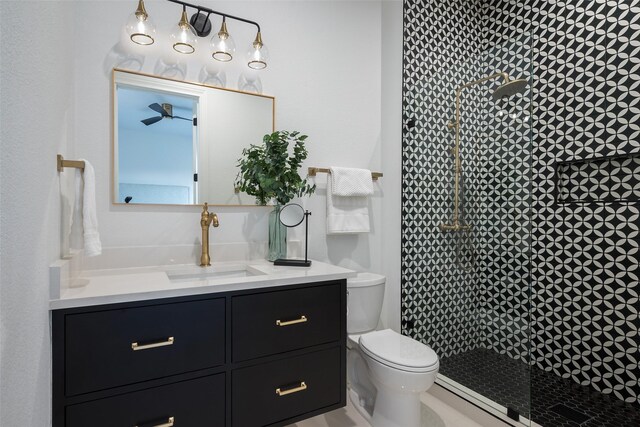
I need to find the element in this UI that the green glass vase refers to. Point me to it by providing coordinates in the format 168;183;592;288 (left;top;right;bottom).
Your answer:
268;205;287;261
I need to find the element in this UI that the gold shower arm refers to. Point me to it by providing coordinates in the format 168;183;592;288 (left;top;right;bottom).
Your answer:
457;72;509;92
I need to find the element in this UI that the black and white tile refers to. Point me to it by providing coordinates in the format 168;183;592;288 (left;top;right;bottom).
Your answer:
440;348;640;427
401;0;640;413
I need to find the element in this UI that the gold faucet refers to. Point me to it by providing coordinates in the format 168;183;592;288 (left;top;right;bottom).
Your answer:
200;203;219;266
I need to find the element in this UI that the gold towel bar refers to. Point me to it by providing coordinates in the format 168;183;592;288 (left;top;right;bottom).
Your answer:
307;167;383;180
57;154;85;172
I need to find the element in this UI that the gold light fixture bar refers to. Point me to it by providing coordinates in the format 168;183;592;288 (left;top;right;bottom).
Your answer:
57;154;85;172
308;167;383;181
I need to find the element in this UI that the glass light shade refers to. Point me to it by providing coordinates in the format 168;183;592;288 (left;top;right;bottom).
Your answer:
171;10;197;54
211;22;236;62
247;33;269;70
125;1;156;45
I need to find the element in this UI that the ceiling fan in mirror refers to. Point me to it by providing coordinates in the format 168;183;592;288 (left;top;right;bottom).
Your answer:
141;103;193;126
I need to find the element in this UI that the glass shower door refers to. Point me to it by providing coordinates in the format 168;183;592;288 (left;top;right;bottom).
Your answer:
402;33;533;425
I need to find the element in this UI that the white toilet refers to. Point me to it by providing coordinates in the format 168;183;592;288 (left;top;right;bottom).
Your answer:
347;273;439;427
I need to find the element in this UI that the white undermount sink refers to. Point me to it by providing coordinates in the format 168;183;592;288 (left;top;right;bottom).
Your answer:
166;264;266;282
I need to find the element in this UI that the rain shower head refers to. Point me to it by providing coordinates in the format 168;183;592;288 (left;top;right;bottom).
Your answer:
492;78;528;100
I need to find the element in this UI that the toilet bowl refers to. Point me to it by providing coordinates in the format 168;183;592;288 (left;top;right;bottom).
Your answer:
347;273;439;427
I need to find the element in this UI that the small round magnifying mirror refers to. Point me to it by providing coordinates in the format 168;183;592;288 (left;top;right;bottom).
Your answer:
279;203;305;228
274;203;312;267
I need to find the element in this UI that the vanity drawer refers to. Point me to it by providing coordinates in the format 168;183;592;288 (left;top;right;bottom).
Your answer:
232;347;341;426
65;298;225;396
232;283;341;361
66;373;225;427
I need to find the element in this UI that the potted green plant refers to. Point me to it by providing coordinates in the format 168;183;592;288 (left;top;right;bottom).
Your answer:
235;130;316;261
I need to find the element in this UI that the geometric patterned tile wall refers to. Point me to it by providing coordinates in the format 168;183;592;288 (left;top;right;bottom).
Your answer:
401;0;486;359
401;0;640;405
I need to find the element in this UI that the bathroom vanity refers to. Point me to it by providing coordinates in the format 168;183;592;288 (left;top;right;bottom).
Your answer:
50;261;353;427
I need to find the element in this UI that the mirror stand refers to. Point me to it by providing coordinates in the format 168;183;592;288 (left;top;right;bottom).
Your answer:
274;210;311;267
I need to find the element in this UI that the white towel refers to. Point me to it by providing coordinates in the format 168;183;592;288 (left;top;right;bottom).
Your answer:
329;167;374;196
326;168;372;234
72;159;102;257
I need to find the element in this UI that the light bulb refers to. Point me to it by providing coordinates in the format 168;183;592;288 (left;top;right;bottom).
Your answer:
247;31;269;70
125;0;156;45
211;20;236;62
171;8;197;54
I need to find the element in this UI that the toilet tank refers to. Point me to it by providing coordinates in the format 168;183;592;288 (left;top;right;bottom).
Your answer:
347;273;386;334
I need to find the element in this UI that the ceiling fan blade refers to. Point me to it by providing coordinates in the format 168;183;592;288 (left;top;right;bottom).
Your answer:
141;116;163;126
171;115;193;122
148;103;166;115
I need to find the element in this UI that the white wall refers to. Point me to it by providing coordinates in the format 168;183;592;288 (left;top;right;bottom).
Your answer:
0;2;75;426
0;1;404;425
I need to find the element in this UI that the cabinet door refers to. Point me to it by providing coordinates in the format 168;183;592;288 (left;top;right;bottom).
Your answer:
65;298;225;396
232;347;341;426
66;374;225;427
232;284;341;362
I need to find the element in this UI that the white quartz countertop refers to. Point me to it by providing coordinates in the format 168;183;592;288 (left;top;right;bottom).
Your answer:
50;260;356;310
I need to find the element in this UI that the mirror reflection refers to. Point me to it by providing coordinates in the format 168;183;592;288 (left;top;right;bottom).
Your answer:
113;69;275;206
279;203;306;227
118;87;197;204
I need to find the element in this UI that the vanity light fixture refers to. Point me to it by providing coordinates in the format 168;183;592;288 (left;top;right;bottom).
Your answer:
171;5;197;54
125;0;156;45
210;17;236;61
247;31;269;70
126;0;268;69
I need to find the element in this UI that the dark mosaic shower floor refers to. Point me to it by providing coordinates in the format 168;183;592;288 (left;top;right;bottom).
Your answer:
440;349;640;427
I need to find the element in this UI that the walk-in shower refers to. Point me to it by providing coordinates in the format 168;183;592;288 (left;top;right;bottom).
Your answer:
403;26;640;427
402;33;535;425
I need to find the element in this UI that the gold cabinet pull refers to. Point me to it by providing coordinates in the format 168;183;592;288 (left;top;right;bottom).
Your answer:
134;416;174;427
131;337;174;351
275;316;307;327
276;381;307;396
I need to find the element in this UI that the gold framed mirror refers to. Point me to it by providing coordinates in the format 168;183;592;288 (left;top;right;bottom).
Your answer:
112;68;275;206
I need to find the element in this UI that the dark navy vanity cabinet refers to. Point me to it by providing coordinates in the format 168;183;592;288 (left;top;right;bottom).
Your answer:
52;279;347;427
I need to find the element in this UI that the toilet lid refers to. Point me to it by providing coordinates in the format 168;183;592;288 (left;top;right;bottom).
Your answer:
359;329;439;372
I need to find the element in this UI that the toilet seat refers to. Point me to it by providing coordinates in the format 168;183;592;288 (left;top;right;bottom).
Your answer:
359;329;439;373
348;333;363;346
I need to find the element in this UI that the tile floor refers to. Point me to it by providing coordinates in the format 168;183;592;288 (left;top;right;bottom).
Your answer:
288;389;509;427
441;348;640;427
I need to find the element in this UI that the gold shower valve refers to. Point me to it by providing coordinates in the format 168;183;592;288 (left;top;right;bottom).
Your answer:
439;223;471;232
